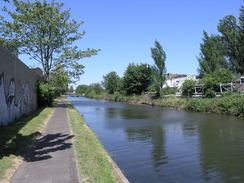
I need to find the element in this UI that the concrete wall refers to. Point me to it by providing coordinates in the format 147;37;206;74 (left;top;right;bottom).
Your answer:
0;47;42;125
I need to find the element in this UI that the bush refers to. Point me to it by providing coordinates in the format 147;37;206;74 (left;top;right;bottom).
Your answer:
147;85;157;92
37;82;56;106
200;69;237;97
182;80;196;97
204;88;216;98
161;87;177;95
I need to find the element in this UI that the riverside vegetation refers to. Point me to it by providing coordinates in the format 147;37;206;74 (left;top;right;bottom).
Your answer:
76;85;244;117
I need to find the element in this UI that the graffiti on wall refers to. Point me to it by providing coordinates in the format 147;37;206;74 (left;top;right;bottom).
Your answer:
0;73;32;125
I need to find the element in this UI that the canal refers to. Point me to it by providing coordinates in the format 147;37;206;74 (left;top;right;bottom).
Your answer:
69;97;244;183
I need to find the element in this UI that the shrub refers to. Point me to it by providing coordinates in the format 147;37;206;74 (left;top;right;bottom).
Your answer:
204;88;216;98
37;82;56;107
161;87;177;95
147;85;157;92
182;80;196;97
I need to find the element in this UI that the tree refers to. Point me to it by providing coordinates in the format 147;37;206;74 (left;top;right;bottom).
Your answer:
150;40;167;96
49;71;70;95
102;71;120;94
122;63;152;95
217;7;244;74
76;84;89;95
198;31;227;76
0;0;99;81
89;83;104;95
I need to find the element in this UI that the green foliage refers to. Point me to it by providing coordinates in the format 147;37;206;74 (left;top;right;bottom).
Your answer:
82;89;244;117
204;88;216;98
90;83;104;95
116;78;126;95
161;87;177;95
200;69;235;97
198;6;244;75
182;80;197;97
147;85;157;92
0;0;99;80
151;40;167;96
186;94;244;116
212;69;236;83
102;71;120;94
217;10;244;74
76;83;105;97
198;31;227;76
49;71;70;96
76;85;89;95
200;74;218;94
37;82;56;106
122;63;152;95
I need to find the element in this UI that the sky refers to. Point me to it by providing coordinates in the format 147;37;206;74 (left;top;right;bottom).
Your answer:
3;0;244;87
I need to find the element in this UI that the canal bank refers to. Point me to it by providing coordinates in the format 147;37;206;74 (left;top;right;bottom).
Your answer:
83;93;244;117
69;96;244;183
66;100;129;183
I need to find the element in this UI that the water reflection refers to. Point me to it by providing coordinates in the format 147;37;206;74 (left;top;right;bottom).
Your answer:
105;106;164;119
126;126;167;172
198;116;244;183
182;123;198;136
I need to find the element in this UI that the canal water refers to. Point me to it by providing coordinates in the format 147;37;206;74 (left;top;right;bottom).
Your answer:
69;97;244;183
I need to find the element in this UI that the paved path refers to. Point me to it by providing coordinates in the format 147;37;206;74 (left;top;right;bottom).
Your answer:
11;102;80;183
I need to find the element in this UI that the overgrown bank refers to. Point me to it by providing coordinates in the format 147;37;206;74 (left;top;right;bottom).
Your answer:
0;107;54;182
84;93;244;117
66;102;129;183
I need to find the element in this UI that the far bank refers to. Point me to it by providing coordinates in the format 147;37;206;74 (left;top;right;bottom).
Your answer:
81;93;244;118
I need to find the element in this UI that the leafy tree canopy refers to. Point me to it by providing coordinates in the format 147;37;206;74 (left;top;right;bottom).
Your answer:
217;6;244;74
0;0;99;81
198;31;227;76
49;71;70;95
122;63;152;95
198;6;244;76
102;71;120;94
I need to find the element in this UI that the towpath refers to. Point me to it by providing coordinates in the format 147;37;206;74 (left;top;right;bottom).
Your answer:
11;101;80;183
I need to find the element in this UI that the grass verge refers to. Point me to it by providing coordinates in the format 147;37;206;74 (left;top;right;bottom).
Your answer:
66;102;118;183
0;107;54;182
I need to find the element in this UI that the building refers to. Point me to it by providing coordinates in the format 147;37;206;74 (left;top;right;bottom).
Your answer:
163;73;198;89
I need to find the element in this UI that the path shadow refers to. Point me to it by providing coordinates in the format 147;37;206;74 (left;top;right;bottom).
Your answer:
25;133;74;162
0;108;44;159
0;106;74;163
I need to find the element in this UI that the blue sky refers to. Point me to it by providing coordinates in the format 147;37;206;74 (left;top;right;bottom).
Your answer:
4;0;244;86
